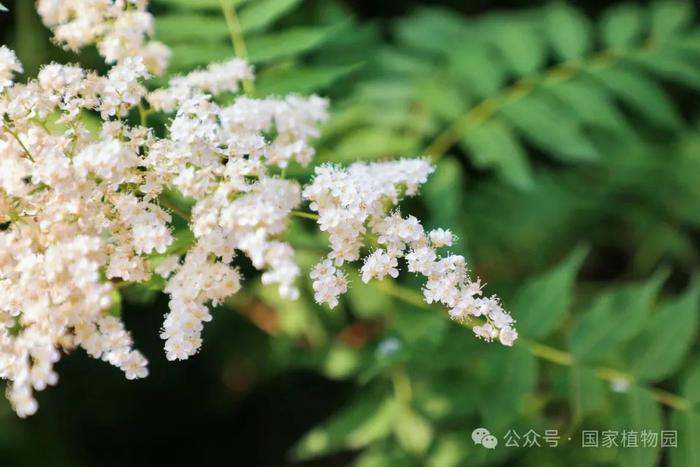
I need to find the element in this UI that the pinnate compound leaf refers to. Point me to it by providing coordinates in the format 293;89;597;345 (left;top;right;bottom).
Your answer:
594;65;683;129
491;20;546;76
501;93;599;162
569;270;667;362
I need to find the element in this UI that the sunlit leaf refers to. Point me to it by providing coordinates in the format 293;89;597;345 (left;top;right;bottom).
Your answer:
292;397;399;461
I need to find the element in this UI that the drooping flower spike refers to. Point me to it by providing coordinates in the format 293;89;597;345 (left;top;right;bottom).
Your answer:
0;0;515;417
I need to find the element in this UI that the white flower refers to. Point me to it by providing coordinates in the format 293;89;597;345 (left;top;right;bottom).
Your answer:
0;0;515;418
429;228;454;247
499;327;518;347
0;46;22;91
361;250;399;283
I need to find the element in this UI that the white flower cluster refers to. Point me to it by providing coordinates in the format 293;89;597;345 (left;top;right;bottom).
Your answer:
37;0;170;74
303;161;517;346
0;46;22;92
0;0;515;417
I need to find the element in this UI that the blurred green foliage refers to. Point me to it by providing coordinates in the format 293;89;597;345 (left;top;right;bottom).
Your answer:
2;0;700;466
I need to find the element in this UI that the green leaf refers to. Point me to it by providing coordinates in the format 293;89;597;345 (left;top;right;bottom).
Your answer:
239;0;301;34
156;14;229;43
491;20;546;75
108;289;123;318
394;7;471;56
625;279;700;382
612;388;662;467
255;64;357;96
650;0;693;38
545;4;592;60
422;158;464;231
414;77;468;122
634;51;700;92
460;118;533;190
259;288;325;344
512;246;587;339
569;270;667;362
548;77;632;135
333;127;417;162
346;271;394;318
501;93;599;162
594;65;683;128
600;4;644;48
154;0;242;10
391;305;448;350
570;365;607;421
292;397;398;461
477;346;538;431
426;435;472;467
447;47;507;98
322;343;363;380
394;406;434;455
246;27;330;63
671;363;700;467
168;44;232;72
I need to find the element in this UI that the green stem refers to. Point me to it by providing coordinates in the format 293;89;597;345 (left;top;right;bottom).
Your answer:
291;210;320;221
159;195;191;222
391;366;413;404
422;46;647;160
371;280;696;414
138;103;153;127
2;123;35;162
220;0;255;96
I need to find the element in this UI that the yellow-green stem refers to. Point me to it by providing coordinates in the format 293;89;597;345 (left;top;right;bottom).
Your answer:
291;210;320;221
2;123;35;162
422;47;639;160
372;280;696;414
220;0;255;96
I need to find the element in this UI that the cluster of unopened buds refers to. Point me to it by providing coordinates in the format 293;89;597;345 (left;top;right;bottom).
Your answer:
0;0;516;417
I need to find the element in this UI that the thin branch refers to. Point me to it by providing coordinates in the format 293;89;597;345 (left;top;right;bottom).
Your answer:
291;210;320;221
422;45;654;160
220;0;255;96
2;123;35;162
371;279;696;414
